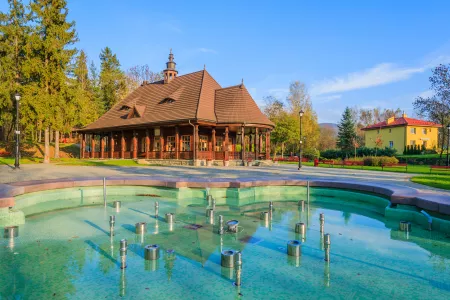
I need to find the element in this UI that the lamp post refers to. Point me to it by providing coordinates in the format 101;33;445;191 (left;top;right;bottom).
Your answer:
14;92;21;170
298;109;304;170
447;124;450;167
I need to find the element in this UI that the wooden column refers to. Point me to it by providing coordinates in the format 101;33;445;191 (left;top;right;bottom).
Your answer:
194;125;199;160
120;131;125;159
259;131;263;158
91;134;95;158
265;131;271;160
212;128;216;160
175;126;180;160
100;135;105;159
80;133;85;159
159;128;164;159
241;126;245;161
145;129;150;159
132;130;138;159
255;128;259;159
224;127;229;160
109;133;114;158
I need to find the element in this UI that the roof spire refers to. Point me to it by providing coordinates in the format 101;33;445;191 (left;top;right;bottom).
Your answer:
204;64;206;70
164;49;178;84
240;78;244;88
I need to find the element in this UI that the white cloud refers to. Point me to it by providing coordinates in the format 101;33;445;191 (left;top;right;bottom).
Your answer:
418;90;434;98
313;94;342;103
311;63;426;96
198;48;218;54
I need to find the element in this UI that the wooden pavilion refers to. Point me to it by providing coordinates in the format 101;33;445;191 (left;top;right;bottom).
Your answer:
78;50;274;164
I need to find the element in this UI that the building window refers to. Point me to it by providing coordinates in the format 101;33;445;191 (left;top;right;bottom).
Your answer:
389;129;392;133
410;128;416;134
215;136;224;151
181;136;191;151
389;141;394;148
377;129;380;134
166;136;175;151
199;135;208;151
410;140;416;146
422;128;427;134
154;128;160;136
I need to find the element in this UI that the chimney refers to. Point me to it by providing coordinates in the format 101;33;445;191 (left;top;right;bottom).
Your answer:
387;116;395;124
402;111;407;118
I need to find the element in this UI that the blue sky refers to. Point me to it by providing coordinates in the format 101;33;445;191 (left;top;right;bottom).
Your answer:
3;0;450;123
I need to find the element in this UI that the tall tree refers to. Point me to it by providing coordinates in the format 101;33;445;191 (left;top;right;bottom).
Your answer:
69;50;102;128
0;0;29;141
28;0;77;161
337;107;357;155
286;81;320;153
99;47;127;110
125;64;163;91
318;126;337;151
414;64;450;162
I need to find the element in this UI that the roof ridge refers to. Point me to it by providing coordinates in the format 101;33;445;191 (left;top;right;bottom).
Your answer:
216;84;244;91
194;70;205;120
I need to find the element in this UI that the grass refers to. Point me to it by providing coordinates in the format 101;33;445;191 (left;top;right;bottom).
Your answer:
0;157;146;167
396;154;443;159
278;161;450;175
411;175;450;190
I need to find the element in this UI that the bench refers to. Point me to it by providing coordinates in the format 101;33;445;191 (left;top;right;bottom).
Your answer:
320;160;334;167
430;165;450;173
381;163;408;172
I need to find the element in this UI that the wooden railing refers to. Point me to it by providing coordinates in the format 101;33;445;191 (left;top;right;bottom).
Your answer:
180;151;193;159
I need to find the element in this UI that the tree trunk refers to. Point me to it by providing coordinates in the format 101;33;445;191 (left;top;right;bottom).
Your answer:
44;128;50;163
281;142;284;158
49;129;53;143
54;130;60;159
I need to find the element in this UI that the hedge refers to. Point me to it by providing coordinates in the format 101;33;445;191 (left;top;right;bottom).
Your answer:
321;147;397;159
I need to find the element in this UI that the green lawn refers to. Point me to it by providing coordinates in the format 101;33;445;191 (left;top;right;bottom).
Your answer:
278;161;450;175
0;157;148;167
411;175;450;190
396;154;443;159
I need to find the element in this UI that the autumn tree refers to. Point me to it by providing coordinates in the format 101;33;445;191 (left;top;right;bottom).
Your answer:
99;47;127;111
126;64;163;91
318;126;337;151
414;64;450;162
286;81;320;154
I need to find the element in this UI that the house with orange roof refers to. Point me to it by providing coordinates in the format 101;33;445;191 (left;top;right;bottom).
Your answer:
78;50;275;164
361;113;441;154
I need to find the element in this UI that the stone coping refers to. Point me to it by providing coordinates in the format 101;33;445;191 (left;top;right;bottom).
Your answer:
0;176;449;215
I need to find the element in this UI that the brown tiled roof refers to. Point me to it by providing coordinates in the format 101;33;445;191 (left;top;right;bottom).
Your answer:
81;70;274;131
362;117;441;130
215;84;275;126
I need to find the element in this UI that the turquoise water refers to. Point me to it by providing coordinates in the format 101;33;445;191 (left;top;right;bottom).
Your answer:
1;190;450;299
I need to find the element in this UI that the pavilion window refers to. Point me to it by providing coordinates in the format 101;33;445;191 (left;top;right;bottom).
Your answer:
199;135;208;151
181;135;191;151
215;136;224;151
166;136;176;151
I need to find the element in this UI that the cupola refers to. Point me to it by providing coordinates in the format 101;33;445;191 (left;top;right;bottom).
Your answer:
163;49;178;84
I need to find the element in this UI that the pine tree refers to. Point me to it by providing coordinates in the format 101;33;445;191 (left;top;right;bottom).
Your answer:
99;47;127;110
0;0;29;141
69;50;102;127
28;0;78;161
337;107;357;155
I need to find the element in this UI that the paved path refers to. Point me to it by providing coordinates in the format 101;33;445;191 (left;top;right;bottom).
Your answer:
2;163;448;196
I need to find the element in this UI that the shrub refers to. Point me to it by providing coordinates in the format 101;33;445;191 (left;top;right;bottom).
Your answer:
303;148;320;160
363;156;398;166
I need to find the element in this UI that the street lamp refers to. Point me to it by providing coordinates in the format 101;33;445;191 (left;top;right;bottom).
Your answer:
298;109;304;170
447;124;450;167
14;92;21;170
